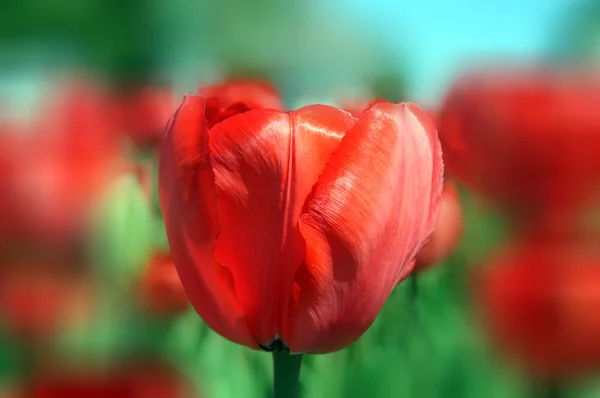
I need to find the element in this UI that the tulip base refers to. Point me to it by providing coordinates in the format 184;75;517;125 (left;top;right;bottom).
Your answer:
272;347;303;398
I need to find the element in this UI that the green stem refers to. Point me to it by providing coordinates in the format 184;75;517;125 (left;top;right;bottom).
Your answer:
272;349;303;398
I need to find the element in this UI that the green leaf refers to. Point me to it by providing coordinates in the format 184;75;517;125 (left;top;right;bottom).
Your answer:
90;172;155;291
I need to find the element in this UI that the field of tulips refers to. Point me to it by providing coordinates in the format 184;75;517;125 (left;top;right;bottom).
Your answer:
2;1;600;397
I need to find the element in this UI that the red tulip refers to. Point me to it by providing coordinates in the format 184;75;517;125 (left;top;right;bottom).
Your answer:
117;86;177;146
0;131;29;242
198;79;285;128
159;94;443;353
0;269;66;338
3;79;123;243
438;68;600;214
0;258;92;339
477;238;600;378
415;182;463;270
139;252;189;316
24;361;194;398
342;98;388;118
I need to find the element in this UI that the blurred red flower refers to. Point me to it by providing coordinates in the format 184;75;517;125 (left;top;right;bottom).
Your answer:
416;182;463;270
23;361;193;398
438;68;600;216
477;237;600;378
116;86;177;147
159;94;443;353
198;79;285;128
139;252;189;316
1;79;123;244
0;132;30;243
0;257;92;339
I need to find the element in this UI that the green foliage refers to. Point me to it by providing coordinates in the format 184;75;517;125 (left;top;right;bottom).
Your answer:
91;172;155;291
0;330;24;382
0;0;159;85
0;164;552;397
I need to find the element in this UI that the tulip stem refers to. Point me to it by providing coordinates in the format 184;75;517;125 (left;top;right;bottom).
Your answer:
272;349;303;398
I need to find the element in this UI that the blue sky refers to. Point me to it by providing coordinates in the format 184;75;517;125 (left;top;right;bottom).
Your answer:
337;0;578;105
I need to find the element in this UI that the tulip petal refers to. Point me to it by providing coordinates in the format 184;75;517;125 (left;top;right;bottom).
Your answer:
208;105;356;346
287;102;443;353
199;80;284;112
158;95;254;347
282;106;358;341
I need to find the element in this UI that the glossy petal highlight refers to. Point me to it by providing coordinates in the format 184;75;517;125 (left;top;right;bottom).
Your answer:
208;106;356;346
287;102;443;353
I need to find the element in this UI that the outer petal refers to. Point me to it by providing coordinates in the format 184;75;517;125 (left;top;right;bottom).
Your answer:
208;105;356;346
287;102;443;353
158;95;254;347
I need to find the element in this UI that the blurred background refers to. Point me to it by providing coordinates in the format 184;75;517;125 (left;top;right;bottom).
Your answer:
1;0;600;397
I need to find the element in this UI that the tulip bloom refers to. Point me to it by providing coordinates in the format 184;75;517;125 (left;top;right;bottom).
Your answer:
342;98;388;118
4;79;123;242
415;182;463;270
477;238;600;378
438;68;600;214
0;268;66;338
23;361;193;398
116;86;177;146
0;132;28;242
139;252;189;316
0;258;92;339
159;94;443;353
199;79;285;128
